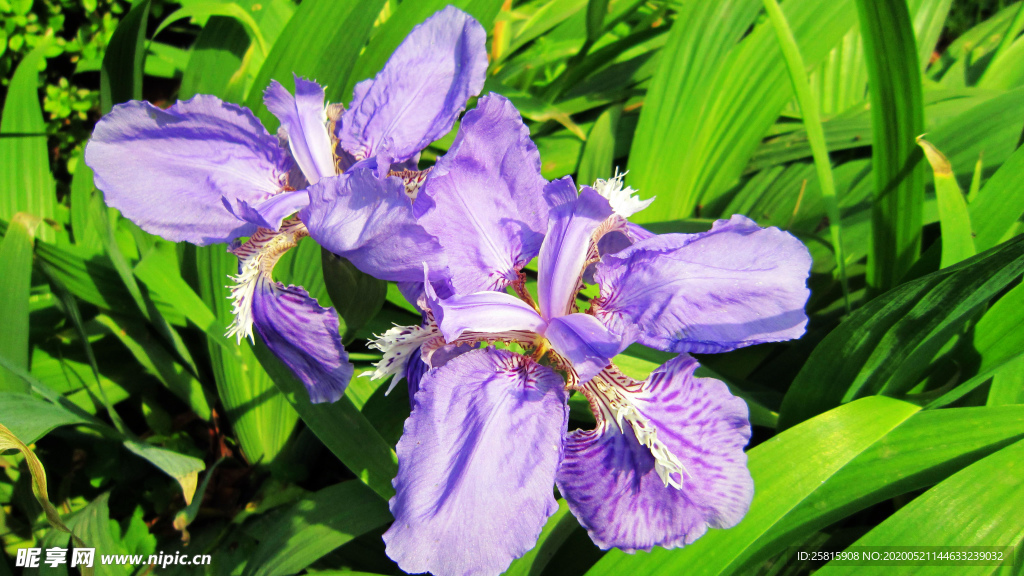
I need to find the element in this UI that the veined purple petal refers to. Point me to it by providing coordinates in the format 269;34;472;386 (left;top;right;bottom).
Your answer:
538;184;613;320
384;348;568;576
556;356;753;551
264;76;335;185
339;6;487;164
85;96;289;245
252;276;352;403
544;313;620;385
592;215;811;354
228;189;310;231
301;170;447;282
431;290;546;342
415;94;549;293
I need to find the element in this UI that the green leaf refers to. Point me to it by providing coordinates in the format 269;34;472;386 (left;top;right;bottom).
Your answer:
965;142;1024;253
585;397;921;576
154;3;268;57
763;0;850;312
252;337;398;500
576;104;621;188
123;440;205;506
779;235;1024;428
0;213;38;392
857;0;926;292
243;481;392;576
0;392;89;445
505;500;579;576
101;0;151;113
818;438;1024;575
196;245;298;466
916;137;975;267
173;458;224;540
321;250;387;344
989;357;1024;406
65;493;130;576
0;39;56;242
69;151;104;255
246;0;387;129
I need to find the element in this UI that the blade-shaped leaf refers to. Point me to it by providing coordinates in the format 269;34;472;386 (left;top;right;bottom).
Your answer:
321;250;387;345
101;0;151;112
0;213;39;392
917;137;975;267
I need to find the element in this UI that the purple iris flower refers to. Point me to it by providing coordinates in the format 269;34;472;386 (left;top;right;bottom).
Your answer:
367;96;812;575
84;7;488;404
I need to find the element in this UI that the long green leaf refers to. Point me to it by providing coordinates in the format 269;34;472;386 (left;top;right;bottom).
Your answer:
763;0;850;312
917;137;975;267
0;391;90;445
322;250;386;344
252;338;398;500
857;0;925;292
585;397;920;576
101;0;151;112
243;481;391;576
818;438;1024;575
576;104;621;187
966;142;1024;253
780;235;1024;428
154;3;268;57
0;213;38;392
0;40;56;242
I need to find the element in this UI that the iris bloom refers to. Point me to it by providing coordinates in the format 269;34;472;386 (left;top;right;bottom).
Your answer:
370;98;812;576
85;7;487;403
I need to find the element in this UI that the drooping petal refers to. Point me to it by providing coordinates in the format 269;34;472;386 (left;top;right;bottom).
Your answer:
431;290;546;342
384;348;568;576
592;215;812;354
251;276;352;404
338;6;487;164
538;184;613;320
228;189;310;231
301;170;447;282
85;96;289;245
415;94;550;293
556;356;753;552
264;76;336;184
543;313;621;385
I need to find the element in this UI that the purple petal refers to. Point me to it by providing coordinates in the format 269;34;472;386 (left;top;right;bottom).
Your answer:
415;94;549;293
538;185;613;320
252;276;352;404
592;215;812;354
556;356;753;551
85;96;289;245
431;290;546;342
384;348;568;576
301;170;447;282
264;76;336;185
228;189;310;231
338;6;487;164
543;313;620;385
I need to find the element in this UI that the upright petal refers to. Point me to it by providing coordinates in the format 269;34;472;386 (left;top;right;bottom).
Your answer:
85;96;289;245
264;76;335;184
338;6;487;163
415;94;549;293
538;184;613;320
431;290;546;342
556;356;753;551
384;348;568;576
301;170;447;282
592;215;812;354
543;313;621;385
252;276;352;404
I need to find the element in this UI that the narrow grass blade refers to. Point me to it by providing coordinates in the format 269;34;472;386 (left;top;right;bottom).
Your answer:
576;104;621;188
154;3;268;57
857;0;926;292
763;0;850;313
101;0;151;112
916;137;975;267
0;213;39;392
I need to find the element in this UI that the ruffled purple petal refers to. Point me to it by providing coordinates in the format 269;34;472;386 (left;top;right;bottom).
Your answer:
556;355;753;551
228;189;310;231
85;96;289;245
538;184;613;320
431;290;546;342
592;215;812;354
415;94;549;293
301;170;447;282
338;6;487;164
264;76;335;185
543;313;620;384
252;276;352;404
384;348;568;576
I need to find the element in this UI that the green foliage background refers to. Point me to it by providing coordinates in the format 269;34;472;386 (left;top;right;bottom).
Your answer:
1;0;1023;575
